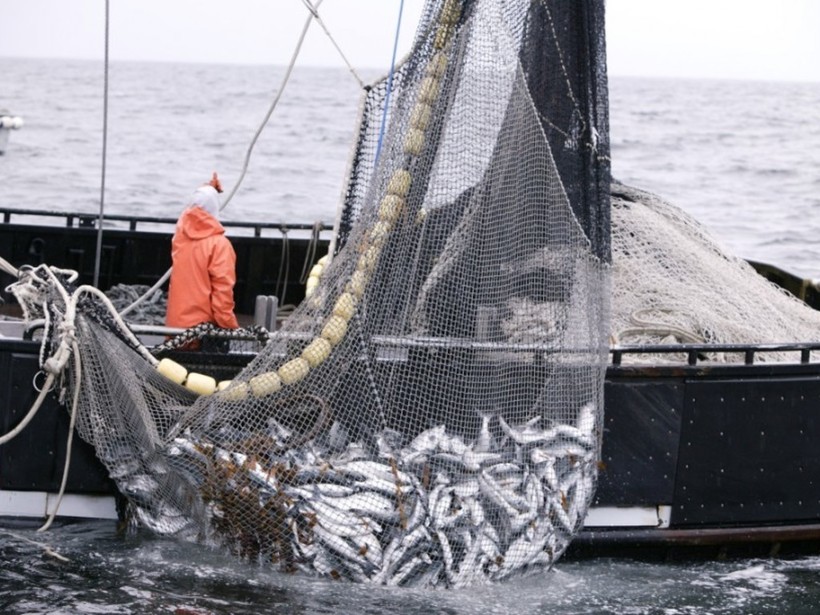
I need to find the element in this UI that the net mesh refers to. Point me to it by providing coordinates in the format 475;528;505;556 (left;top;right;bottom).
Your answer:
9;0;611;587
610;182;820;361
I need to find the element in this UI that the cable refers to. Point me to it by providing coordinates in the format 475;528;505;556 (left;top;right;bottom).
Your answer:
374;0;406;163
220;0;325;211
299;0;365;88
0;529;70;562
0;254;19;277
121;1;323;318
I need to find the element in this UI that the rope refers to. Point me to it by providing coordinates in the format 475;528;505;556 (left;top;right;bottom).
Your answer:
374;0;406;163
0;254;19;277
299;0;365;89
38;339;82;532
0;529;70;562
612;308;706;345
299;221;324;284
93;0;110;289
119;0;324;319
220;0;325;211
150;322;270;354
33;267;158;371
0;372;55;445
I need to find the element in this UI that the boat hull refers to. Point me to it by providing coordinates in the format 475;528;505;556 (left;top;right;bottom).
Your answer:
3;212;820;557
3;334;820;558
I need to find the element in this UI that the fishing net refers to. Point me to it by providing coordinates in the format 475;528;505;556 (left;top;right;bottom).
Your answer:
610;182;820;361
8;0;610;587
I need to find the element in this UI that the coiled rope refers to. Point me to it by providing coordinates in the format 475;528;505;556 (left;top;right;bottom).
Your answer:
0;262;157;528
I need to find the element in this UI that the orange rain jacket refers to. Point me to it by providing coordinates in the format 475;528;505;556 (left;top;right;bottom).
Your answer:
165;206;240;330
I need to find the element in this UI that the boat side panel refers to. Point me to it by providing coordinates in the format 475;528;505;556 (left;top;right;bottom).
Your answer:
594;378;683;505
672;374;820;526
0;340;115;494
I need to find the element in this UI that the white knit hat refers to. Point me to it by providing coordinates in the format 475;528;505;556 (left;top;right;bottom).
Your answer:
187;185;221;219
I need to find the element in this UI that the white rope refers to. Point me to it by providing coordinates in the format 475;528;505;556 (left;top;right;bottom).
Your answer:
0;529;70;562
0;254;19;277
220;0;326;210
1;267;157;449
38;339;83;532
299;0;365;89
118;267;171;319
120;0;326;318
0;372;56;445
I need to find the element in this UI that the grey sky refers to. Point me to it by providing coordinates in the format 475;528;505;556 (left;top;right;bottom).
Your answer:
0;0;818;82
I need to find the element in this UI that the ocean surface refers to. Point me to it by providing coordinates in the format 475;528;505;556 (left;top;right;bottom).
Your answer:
2;58;820;613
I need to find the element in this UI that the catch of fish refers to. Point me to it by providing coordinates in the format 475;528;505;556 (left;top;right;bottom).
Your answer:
116;401;598;587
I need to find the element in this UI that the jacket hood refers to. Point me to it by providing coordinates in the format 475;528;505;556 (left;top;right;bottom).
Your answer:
187;185;221;219
176;206;226;240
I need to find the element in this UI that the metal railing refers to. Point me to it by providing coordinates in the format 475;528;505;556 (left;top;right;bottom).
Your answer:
0;207;333;238
611;341;820;366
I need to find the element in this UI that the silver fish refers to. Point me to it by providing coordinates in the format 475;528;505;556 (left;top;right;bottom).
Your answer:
452;477;480;499
305;498;379;538
451;528;484;588
312;524;373;571
576;401;596;434
331;491;401;523
435;528;455;585
407;425;447;453
461;449;503;471
374;523;431;584
388;553;430;587
474;415;493;453
481;470;529;513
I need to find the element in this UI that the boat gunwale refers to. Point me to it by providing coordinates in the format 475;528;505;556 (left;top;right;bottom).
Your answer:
0;206;334;236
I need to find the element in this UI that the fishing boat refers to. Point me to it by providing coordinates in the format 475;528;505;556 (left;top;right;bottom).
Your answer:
0;110;24;155
2;0;820;586
2;194;820;562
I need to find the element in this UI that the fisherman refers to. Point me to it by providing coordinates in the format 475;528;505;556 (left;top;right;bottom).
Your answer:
165;172;240;335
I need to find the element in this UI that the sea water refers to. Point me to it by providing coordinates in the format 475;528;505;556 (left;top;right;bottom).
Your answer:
2;58;820;613
2;520;820;614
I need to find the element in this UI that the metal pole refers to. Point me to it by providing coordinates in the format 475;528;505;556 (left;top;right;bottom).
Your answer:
93;0;110;288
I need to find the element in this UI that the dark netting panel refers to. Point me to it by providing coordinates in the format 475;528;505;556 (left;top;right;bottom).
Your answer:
11;0;611;587
520;1;610;261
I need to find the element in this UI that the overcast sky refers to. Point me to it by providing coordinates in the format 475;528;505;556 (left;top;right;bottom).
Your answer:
0;0;818;82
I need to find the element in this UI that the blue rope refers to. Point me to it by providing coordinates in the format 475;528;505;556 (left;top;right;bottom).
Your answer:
374;0;405;165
